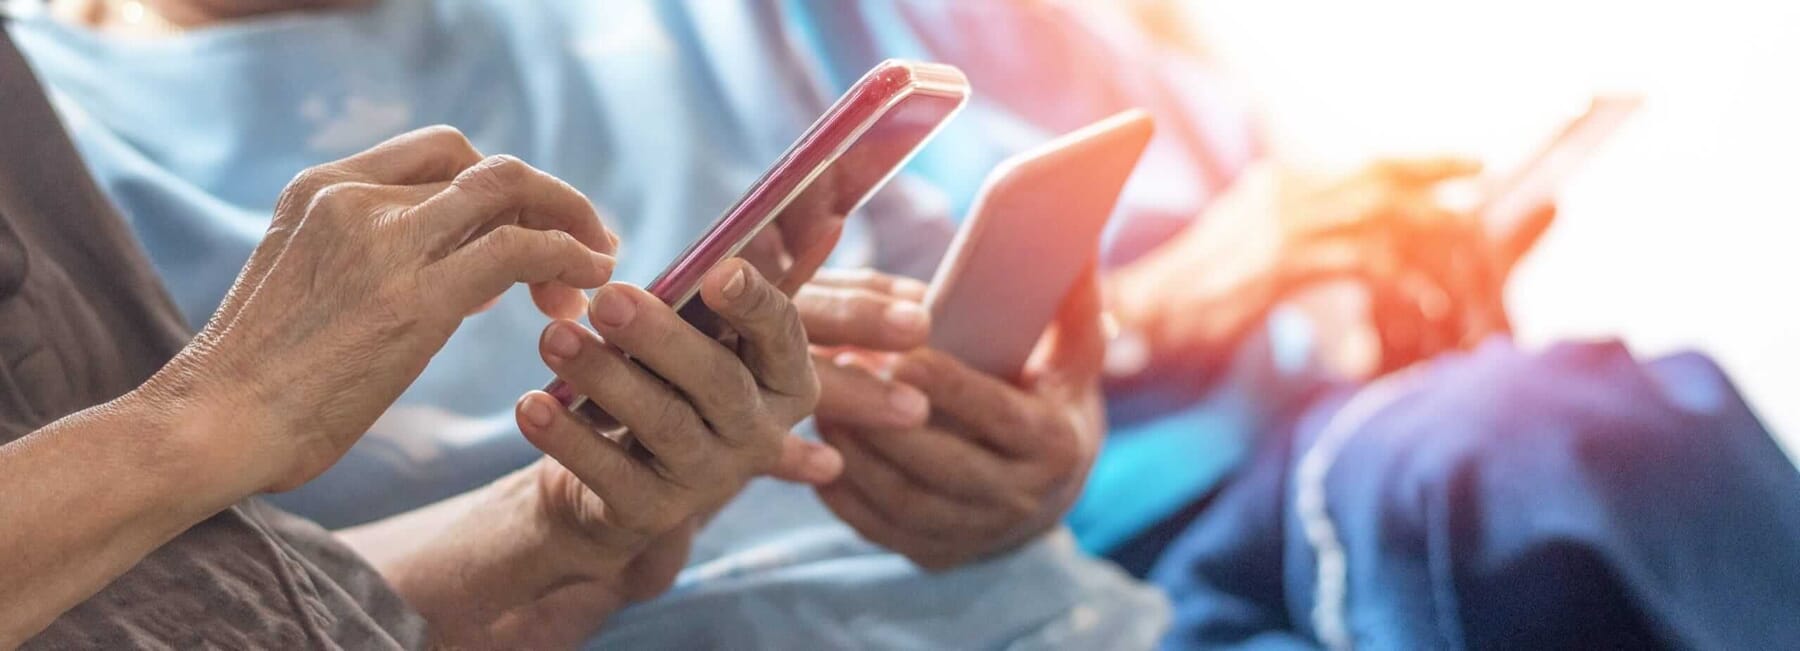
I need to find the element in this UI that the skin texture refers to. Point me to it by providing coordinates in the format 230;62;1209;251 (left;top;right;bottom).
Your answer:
344;258;825;648
798;157;1545;570
0;126;618;644
1;126;830;646
48;0;1544;589
800;269;1108;570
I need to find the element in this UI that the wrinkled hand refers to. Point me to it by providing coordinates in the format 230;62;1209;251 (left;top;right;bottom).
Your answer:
809;269;1107;570
160;126;616;493
488;260;822;642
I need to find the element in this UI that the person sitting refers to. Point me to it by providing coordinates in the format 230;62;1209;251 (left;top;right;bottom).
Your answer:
0;18;840;644
11;0;1169;646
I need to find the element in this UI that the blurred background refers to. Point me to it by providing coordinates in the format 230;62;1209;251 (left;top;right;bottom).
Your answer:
1169;0;1800;458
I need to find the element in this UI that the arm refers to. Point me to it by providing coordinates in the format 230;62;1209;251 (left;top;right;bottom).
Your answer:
0;380;258;647
0;126;618;644
336;260;832;648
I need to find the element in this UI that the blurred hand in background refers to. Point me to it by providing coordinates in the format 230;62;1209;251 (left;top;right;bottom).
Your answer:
1107;156;1551;383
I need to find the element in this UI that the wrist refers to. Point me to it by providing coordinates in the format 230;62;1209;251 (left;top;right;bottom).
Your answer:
385;462;634;646
527;458;647;578
136;350;287;498
123;359;275;517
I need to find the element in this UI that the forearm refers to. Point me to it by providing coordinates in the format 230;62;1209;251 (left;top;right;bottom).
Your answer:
0;383;259;646
337;462;627;647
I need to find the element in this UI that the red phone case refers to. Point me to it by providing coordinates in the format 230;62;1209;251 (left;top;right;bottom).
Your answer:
547;60;969;412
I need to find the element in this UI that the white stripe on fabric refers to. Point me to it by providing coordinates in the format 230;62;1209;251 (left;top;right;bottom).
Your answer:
1295;373;1422;651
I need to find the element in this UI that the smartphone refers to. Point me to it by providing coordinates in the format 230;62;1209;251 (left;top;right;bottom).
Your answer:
547;60;970;415
925;109;1155;379
1481;94;1642;263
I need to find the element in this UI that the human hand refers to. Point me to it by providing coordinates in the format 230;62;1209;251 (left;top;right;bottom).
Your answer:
152;126;616;494
438;260;821;644
1108;157;1546;379
797;269;936;429
813;269;1107;570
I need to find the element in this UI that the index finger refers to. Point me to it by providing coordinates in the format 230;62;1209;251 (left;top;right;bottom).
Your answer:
410;155;617;258
329;125;485;187
700;259;819;402
795;284;930;351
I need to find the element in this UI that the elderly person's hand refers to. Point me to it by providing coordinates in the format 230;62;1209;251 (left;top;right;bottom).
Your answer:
164;126;618;494
342;259;824;648
796;269;1107;570
0;126;616;643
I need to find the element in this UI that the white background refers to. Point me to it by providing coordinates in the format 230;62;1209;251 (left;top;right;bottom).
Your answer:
1181;0;1800;460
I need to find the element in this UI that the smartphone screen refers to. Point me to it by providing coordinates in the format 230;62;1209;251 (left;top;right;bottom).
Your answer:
546;60;969;414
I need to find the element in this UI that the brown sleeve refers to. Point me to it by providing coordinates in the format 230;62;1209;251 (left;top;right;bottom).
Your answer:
1;20;426;649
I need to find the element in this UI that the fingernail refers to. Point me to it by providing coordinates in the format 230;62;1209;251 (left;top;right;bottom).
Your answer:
591;285;636;328
888;385;928;421
723;265;751;300
521;395;554;430
884;301;928;336
545;322;581;359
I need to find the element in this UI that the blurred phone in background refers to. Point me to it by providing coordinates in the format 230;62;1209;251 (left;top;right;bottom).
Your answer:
1299;94;1643;380
1482;94;1643;266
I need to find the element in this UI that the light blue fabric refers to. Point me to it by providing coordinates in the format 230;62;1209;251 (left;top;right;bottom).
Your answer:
10;0;832;520
9;0;1169;646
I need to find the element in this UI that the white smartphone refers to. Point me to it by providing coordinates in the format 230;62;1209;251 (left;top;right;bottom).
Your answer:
925;109;1156;379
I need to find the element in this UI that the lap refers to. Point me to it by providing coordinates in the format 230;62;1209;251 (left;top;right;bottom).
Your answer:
1158;339;1800;649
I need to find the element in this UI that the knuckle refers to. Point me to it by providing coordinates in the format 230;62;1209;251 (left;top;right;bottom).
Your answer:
416;124;478;158
645;396;695;440
459;154;529;195
733;279;778;320
539;228;582;259
305;182;368;222
285;166;340;203
710;363;760;406
478;226;527;265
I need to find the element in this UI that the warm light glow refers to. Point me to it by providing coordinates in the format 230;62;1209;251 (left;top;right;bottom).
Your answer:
1184;0;1800;458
